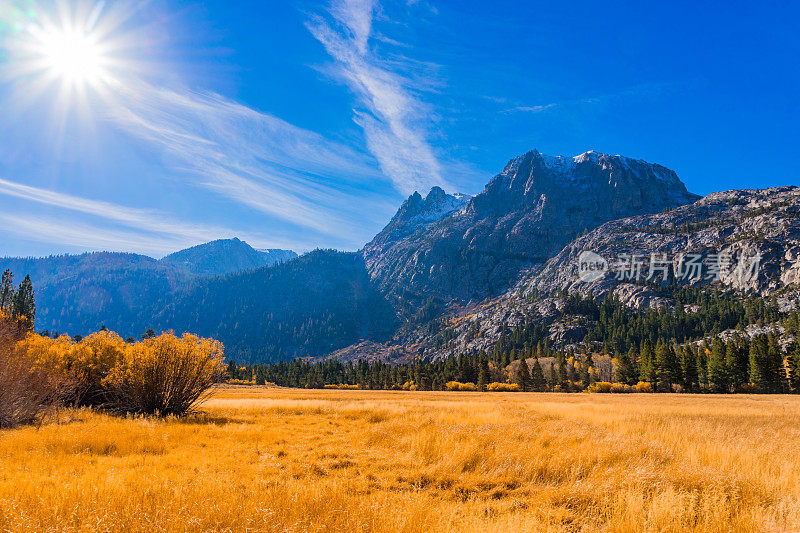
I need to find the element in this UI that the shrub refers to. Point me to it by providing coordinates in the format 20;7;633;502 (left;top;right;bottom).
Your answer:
587;382;633;393
486;382;521;392
22;331;126;405
102;333;225;415
588;381;614;393
227;379;255;386
445;381;478;391
635;381;654;393
0;313;65;428
610;383;630;393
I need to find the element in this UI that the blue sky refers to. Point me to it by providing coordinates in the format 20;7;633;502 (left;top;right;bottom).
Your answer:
0;0;797;258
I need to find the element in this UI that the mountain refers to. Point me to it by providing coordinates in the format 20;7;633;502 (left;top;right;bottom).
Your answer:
0;252;185;337
0;240;296;338
160;238;297;277
525;186;800;296
363;150;700;312
396;186;800;360
2;149;721;362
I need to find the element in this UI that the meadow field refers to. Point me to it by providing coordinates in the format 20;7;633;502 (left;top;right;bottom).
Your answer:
1;388;799;532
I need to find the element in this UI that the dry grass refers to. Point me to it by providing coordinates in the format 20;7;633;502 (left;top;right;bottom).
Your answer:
1;388;799;532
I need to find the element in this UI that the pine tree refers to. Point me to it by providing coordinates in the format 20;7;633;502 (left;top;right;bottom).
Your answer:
477;358;488;392
582;353;595;386
549;361;558;389
681;346;699;392
708;338;729;392
767;333;785;393
726;337;748;392
557;352;568;388
0;269;13;312
750;334;770;392
697;344;710;391
655;342;681;392
639;340;657;384
789;342;800;393
616;348;639;385
513;352;531;391
531;357;546;391
11;274;35;330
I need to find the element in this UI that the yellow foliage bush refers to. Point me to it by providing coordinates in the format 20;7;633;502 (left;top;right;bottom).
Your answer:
227;379;255;386
635;381;654;393
0;312;66;427
102;333;225;415
486;382;521;392
21;330;126;405
17;328;225;416
445;381;478;391
588;381;614;393
401;381;417;391
587;382;634;393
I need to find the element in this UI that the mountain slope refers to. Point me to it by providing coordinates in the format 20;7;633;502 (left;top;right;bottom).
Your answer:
0;253;186;336
160;238;296;277
155;250;395;362
362;150;699;312
402;186;800;360
0;239;296;339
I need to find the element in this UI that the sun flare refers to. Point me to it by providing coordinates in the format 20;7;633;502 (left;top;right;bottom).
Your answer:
33;26;108;86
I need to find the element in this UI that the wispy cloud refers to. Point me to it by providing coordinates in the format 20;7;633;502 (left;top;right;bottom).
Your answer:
0;212;193;257
510;103;557;113
105;79;394;239
506;82;683;115
307;0;449;195
0;177;307;255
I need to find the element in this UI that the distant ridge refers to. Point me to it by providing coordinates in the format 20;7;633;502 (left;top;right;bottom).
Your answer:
160;238;297;277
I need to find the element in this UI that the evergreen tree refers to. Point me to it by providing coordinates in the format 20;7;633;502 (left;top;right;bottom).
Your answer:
655;342;681;392
0;269;13;312
531;357;546;391
681;346;699;392
557;352;568;388
513;352;531;391
750;334;771;392
582;353;595;386
708;338;729;392
11;274;35;330
227;360;238;380
697;344;710;391
616;348;639;385
767;333;786;393
789;342;800;393
726;337;749;392
639;340;657;384
477;358;488;392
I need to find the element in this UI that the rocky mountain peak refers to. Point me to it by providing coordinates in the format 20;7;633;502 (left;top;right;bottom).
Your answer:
373;187;471;244
364;148;701;309
469;149;698;217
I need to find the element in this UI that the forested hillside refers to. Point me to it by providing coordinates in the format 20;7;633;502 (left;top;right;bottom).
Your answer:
156;250;396;362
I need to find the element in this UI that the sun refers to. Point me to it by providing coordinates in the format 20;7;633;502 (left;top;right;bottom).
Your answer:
39;28;105;85
32;26;109;87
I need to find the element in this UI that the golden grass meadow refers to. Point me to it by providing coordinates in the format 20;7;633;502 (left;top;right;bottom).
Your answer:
2;387;800;532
